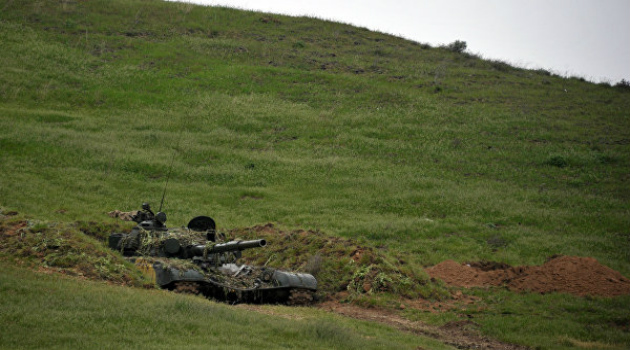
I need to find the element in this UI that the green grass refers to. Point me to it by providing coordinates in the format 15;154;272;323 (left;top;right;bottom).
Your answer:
0;260;452;350
1;0;630;348
403;289;630;349
476;291;630;349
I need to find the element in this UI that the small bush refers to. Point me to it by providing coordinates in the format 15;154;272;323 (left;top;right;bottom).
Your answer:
490;60;512;72
596;154;618;165
615;79;630;90
570;76;587;82
259;16;281;24
445;40;467;53
546;155;568;168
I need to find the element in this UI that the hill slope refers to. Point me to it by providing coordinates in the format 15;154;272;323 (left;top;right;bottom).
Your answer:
1;0;630;349
1;260;451;350
1;0;628;268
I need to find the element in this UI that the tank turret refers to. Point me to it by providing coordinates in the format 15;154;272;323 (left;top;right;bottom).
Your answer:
109;203;316;304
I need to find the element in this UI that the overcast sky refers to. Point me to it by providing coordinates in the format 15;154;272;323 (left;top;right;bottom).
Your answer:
172;0;630;84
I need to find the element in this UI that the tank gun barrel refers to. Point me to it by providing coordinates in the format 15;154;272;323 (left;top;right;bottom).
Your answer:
189;239;266;256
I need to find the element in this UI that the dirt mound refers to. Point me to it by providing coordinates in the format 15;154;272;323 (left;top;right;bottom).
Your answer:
426;256;630;297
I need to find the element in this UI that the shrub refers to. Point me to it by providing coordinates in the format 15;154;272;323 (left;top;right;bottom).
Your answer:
546;155;568;168
596;154;618;165
445;40;467;53
490;59;512;72
615;79;630;90
259;16;281;24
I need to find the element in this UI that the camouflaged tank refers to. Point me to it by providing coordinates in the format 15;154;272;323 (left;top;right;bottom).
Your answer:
109;203;317;304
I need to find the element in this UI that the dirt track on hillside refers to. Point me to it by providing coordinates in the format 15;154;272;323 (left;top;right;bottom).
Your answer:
317;301;531;350
316;256;630;349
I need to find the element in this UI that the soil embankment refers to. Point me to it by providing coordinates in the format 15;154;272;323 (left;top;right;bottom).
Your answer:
426;255;630;297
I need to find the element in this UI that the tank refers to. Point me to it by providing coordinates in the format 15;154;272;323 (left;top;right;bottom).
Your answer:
109;203;317;304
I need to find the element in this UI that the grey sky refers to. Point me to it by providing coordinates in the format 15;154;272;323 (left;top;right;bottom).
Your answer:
173;0;630;83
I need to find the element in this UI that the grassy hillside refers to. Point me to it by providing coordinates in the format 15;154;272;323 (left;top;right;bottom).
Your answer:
0;260;450;350
1;0;630;349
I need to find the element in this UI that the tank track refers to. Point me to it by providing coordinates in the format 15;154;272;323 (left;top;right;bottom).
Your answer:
288;289;315;306
170;281;315;305
173;281;201;295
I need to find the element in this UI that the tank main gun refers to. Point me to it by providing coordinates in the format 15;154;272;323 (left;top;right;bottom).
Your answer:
110;229;265;259
163;238;266;259
188;239;266;256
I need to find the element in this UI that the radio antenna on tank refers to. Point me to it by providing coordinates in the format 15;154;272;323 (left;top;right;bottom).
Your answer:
159;133;183;213
158;154;175;213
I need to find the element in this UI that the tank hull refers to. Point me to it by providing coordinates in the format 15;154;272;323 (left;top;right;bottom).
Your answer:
154;262;316;304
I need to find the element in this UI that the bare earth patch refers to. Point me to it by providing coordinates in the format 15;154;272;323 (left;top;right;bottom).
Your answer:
426;255;630;297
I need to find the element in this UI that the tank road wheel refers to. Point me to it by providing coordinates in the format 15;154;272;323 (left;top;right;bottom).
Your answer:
174;282;201;295
287;289;314;306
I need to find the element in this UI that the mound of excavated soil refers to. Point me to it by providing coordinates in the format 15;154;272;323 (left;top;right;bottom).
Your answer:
426;256;630;297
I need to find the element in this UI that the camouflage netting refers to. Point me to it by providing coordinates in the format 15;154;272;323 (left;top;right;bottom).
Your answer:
112;224;279;290
229;223;447;300
107;210;139;221
0;214;148;286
